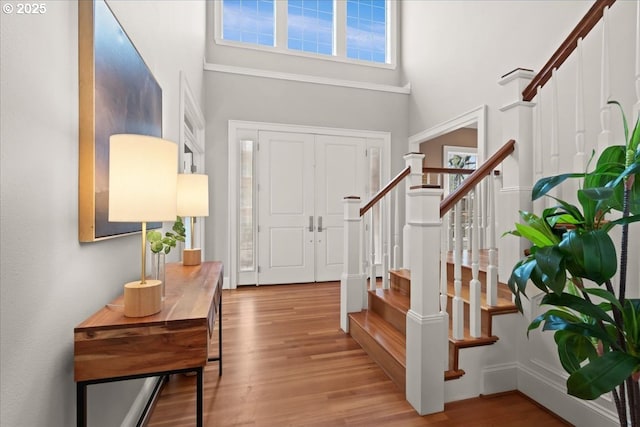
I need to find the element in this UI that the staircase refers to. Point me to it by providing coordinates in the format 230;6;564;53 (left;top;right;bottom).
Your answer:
348;250;518;393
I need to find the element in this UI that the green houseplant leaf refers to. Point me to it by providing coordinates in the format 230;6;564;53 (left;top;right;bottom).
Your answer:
567;351;640;400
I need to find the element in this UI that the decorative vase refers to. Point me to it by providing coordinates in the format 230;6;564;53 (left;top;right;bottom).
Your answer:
151;252;166;300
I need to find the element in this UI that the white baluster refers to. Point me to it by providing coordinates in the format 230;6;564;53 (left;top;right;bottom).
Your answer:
487;173;498;307
550;69;561;200
381;196;389;290
369;209;375;291
575;38;586;175
361;214;368;309
533;85;545;213
469;189;481;338
453;201;464;340
440;204;450;371
635;0;640;122
393;187;400;271
598;5;612;155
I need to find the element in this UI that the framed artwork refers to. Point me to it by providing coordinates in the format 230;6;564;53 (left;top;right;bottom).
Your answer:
443;146;477;196
78;0;163;242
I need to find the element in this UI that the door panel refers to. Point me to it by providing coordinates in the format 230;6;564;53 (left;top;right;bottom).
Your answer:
258;131;315;284
315;136;365;282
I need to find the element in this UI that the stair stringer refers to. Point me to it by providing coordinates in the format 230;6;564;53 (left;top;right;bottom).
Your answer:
444;311;520;402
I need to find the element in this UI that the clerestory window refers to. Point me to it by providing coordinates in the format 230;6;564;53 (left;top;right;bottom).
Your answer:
216;0;395;67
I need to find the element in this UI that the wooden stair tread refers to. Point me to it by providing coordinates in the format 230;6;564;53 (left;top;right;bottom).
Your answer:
371;288;410;313
446;249;492;272
445;369;465;381
349;310;406;367
391;268;411;281
446;280;517;313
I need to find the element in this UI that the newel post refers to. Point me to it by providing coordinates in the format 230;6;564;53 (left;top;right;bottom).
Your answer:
340;196;365;333
498;69;535;283
402;152;425;270
405;184;446;415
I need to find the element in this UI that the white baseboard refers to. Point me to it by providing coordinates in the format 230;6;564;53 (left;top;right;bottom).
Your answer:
482;362;518;395
120;377;162;427
518;363;618;427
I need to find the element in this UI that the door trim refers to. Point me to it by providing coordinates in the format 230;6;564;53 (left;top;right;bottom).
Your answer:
228;121;391;289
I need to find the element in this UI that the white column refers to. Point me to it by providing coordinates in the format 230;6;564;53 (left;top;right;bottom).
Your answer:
498;69;536;282
402;152;425;270
406;184;446;415
340;196;365;333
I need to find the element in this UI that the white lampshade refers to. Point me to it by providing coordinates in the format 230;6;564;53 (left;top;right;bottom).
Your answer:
109;134;178;222
176;173;209;217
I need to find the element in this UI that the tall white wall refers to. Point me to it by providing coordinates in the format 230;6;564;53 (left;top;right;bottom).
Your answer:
402;0;594;154
0;1;205;426
203;2;409;276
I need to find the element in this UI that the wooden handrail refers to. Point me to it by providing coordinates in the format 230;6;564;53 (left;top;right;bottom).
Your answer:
360;166;410;217
440;139;515;217
522;0;616;102
423;167;474;175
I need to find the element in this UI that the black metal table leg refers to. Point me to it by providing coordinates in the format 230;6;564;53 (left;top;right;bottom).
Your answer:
196;367;203;427
77;382;87;427
218;290;222;376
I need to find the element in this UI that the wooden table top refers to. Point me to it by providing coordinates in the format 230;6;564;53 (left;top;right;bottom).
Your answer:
75;261;223;333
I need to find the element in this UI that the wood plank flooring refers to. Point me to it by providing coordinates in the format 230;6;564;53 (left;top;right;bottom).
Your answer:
146;282;571;427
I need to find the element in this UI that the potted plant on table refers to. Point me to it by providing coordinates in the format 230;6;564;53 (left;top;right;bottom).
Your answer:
506;102;640;427
147;217;186;297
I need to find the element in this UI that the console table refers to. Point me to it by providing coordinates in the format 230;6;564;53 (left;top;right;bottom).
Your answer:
74;261;223;427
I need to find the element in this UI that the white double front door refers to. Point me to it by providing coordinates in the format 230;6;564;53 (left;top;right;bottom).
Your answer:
257;131;366;284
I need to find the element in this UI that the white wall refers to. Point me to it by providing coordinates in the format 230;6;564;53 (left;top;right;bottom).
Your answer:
0;1;205;426
402;0;595;154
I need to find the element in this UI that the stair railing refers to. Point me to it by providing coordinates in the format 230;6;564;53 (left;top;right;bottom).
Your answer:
360;165;411;291
423;167;474;252
439;140;515;338
340;158;419;332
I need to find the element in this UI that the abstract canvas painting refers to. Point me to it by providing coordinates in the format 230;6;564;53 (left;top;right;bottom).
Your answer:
79;0;163;241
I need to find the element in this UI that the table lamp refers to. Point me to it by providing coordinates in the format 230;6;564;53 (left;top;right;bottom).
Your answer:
109;134;178;317
177;173;209;266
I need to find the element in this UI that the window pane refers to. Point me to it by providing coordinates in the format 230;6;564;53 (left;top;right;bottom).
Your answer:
288;0;333;56
239;140;255;272
347;0;387;63
223;0;274;47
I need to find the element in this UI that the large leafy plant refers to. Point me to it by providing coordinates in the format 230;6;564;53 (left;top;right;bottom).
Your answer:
506;102;640;427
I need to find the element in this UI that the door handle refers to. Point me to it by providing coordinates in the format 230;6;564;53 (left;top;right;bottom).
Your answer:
309;216;314;232
317;216;323;232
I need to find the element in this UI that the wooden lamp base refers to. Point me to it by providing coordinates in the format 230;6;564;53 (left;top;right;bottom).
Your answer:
183;248;202;266
123;280;162;317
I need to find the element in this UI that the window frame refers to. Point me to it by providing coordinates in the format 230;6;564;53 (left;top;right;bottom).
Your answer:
213;0;397;69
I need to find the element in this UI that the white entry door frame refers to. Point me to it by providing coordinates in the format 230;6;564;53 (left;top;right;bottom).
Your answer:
228;121;390;289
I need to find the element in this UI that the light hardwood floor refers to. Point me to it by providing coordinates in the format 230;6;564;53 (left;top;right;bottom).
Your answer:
147;282;571;426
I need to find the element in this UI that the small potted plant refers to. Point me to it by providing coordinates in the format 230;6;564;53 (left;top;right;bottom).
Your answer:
147;217;186;298
506;102;639;426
